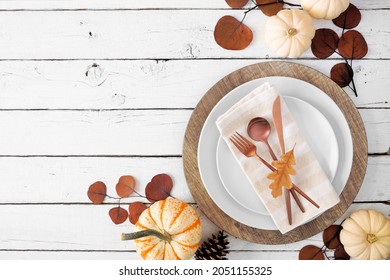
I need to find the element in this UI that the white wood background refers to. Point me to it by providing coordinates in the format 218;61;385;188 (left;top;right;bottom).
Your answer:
0;0;389;260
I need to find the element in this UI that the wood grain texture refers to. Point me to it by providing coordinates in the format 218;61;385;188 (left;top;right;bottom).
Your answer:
0;203;386;253
0;156;388;204
183;61;368;244
0;108;387;155
0;59;388;110
0;10;386;59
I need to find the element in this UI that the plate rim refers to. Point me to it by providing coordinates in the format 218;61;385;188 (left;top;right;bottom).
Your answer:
215;95;341;217
183;61;368;244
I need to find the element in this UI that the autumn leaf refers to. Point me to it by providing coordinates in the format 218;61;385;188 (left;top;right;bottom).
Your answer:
330;63;353;88
267;149;296;198
129;202;147;224
332;4;361;30
145;173;173;202
334;245;350;260
87;181;107;204
109;206;128;225
116;175;136;198
299;245;325;260
256;0;283;17
323;225;342;249
311;28;339;59
214;15;253;50
338;30;368;59
225;0;249;8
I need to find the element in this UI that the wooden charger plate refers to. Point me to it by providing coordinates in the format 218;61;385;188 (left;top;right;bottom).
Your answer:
183;61;367;244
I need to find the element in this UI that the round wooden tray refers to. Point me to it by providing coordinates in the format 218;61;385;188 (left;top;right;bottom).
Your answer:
183;61;367;244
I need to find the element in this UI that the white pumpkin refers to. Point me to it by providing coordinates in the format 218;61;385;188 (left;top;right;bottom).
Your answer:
340;209;390;260
301;0;350;20
264;9;315;58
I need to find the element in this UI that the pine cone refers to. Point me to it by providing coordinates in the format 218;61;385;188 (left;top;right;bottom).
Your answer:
195;230;230;260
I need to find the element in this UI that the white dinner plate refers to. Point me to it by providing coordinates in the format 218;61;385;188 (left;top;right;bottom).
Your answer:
197;76;353;230
216;97;340;215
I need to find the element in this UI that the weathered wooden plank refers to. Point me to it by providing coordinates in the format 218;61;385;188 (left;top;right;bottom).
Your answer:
0;203;387;252
0;0;385;10
0;156;388;204
0;157;193;203
0;59;388;110
0;109;388;155
0;10;385;59
0;110;190;156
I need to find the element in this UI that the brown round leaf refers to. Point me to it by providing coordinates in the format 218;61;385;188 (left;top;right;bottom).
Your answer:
225;0;249;8
151;173;173;190
256;0;283;17
338;30;368;59
129;202;147;224
87;181;106;204
311;28;339;59
145;181;169;203
214;15;253;50
332;4;361;29
334;245;350;260
109;206;128;225
299;245;325;260
331;63;353;88
116;175;135;198
323;225;342;249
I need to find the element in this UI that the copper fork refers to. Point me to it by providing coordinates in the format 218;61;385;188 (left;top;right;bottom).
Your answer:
229;132;319;223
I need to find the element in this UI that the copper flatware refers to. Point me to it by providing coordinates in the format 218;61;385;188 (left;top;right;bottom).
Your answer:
247;117;305;218
229;132;319;224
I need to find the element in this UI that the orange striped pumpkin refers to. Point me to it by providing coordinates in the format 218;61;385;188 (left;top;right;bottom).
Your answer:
122;197;202;260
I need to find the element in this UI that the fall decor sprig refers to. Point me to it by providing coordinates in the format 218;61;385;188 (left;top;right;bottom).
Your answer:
214;1;368;97
311;4;367;96
87;173;174;225
299;224;350;260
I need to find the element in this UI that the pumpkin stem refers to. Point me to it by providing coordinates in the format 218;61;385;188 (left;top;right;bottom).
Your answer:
122;229;171;242
288;28;297;36
367;233;378;244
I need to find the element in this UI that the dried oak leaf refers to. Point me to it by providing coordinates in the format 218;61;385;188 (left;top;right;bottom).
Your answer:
330;63;353;88
311;28;339;59
225;0;249;8
87;181;107;204
145;173;173;202
267;149;296;198
299;245;325;260
323;225;342;249
338;30;368;59
332;4;361;29
334;245;350;260
129;202;147;224
109;206;128;225
116;175;135;198
256;0;283;17
214;15;253;50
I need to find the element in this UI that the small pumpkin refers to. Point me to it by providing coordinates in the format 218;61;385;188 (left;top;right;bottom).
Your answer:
301;0;349;20
264;9;315;58
122;197;202;260
340;209;390;260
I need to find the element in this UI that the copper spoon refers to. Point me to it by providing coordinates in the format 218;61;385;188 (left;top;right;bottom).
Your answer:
247;117;277;160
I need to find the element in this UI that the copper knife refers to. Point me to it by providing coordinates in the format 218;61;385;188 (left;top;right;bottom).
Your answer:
272;96;285;155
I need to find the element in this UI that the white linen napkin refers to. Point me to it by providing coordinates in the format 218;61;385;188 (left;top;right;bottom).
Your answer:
216;82;340;234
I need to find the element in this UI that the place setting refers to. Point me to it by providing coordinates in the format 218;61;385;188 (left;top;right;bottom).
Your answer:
183;61;368;244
